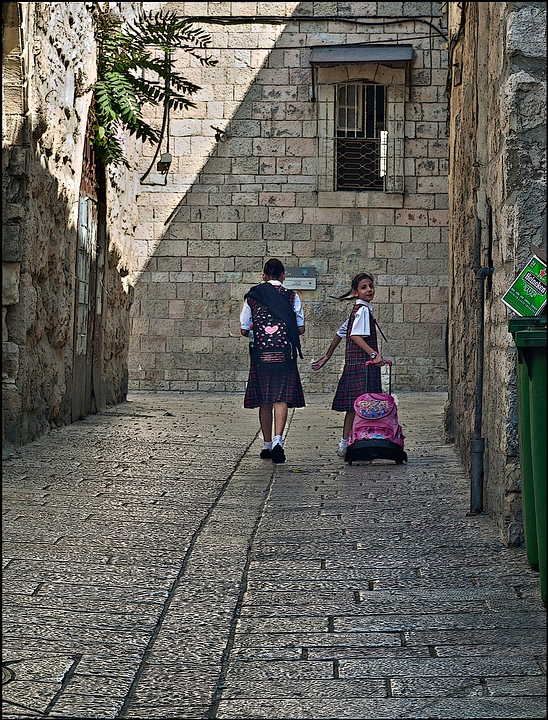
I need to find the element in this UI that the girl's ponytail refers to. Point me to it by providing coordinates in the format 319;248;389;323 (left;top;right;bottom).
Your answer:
336;289;355;301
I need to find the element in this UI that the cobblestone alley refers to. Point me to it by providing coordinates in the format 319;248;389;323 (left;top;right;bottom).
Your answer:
2;391;546;719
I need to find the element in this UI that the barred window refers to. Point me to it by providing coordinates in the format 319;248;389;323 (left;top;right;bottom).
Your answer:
335;82;387;191
311;46;409;199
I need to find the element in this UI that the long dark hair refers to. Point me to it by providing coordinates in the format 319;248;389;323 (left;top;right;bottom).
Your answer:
336;272;375;300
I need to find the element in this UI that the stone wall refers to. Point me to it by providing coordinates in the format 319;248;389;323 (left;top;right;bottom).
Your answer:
128;1;450;395
2;2;140;448
445;2;546;544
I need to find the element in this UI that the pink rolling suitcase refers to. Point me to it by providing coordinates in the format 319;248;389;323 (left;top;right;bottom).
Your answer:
345;361;407;465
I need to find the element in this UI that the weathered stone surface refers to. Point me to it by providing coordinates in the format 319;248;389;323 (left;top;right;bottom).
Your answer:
444;2;547;547
2;3;141;448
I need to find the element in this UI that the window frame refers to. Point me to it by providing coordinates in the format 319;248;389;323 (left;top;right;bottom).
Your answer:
314;61;407;206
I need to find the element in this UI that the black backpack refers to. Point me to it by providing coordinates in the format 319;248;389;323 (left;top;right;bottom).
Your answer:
245;284;303;369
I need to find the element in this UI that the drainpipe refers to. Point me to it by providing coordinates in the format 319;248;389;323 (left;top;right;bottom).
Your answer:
470;265;493;514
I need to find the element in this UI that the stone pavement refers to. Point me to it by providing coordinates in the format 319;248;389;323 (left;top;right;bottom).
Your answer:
2;391;546;720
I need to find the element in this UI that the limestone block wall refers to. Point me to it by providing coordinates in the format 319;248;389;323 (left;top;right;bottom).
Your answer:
128;1;450;395
445;2;546;544
2;2;140;447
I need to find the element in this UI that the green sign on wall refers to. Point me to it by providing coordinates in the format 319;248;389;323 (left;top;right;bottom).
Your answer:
501;255;547;317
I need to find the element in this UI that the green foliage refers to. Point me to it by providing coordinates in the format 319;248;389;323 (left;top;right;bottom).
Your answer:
90;9;217;167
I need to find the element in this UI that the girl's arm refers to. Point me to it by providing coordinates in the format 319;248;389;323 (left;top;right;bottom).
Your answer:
312;334;342;370
349;334;385;366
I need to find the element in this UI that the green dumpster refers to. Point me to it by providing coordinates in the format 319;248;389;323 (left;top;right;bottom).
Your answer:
508;317;545;572
514;326;547;605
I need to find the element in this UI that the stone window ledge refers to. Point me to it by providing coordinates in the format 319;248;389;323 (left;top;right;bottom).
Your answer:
318;192;404;208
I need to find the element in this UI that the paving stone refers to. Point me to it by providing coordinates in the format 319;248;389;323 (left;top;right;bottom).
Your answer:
123;704;209;719
2;680;61;715
221;677;387;699
214;696;548;719
338;655;543;678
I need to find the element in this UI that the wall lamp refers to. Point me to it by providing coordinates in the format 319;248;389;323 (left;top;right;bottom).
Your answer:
211;126;229;142
157;152;172;174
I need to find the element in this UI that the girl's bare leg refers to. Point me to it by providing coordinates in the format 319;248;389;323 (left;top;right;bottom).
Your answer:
273;402;288;439
259;403;273;442
343;409;355;439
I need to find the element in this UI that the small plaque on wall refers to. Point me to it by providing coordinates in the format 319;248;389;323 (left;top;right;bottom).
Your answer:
284;267;318;291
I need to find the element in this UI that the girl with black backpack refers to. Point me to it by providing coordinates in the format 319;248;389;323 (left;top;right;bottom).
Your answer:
240;259;306;464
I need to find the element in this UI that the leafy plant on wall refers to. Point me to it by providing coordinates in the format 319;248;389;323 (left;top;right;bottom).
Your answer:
90;8;217;168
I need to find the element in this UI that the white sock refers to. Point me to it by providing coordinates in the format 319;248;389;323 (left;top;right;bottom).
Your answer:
339;438;349;447
273;435;283;447
263;441;272;450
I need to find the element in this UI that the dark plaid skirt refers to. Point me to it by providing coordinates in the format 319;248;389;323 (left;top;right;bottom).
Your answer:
332;360;382;412
332;304;381;412
244;361;305;408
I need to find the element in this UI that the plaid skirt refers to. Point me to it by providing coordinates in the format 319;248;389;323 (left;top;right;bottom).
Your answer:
244;361;305;408
332;361;382;412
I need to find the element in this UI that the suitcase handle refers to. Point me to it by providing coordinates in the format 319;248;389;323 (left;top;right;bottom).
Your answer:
365;359;392;393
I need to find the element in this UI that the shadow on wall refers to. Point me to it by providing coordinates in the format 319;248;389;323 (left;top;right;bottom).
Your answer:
2;135;132;447
128;3;449;395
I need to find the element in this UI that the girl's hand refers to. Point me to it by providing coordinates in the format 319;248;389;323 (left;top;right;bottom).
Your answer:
312;356;329;370
367;357;391;367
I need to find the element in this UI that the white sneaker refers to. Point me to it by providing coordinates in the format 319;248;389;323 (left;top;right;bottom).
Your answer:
337;442;348;457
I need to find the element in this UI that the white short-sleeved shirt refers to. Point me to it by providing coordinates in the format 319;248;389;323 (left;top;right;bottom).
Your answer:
336;300;373;338
240;280;305;330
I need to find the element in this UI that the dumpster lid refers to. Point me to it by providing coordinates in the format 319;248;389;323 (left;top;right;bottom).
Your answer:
514;329;547;347
508;316;547;334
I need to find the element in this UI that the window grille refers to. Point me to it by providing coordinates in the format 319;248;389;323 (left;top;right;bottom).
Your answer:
335;82;397;191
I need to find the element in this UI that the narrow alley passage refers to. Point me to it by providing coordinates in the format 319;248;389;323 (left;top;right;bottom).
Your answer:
2;392;546;719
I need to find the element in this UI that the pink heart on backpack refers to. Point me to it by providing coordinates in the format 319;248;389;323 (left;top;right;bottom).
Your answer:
265;325;279;334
